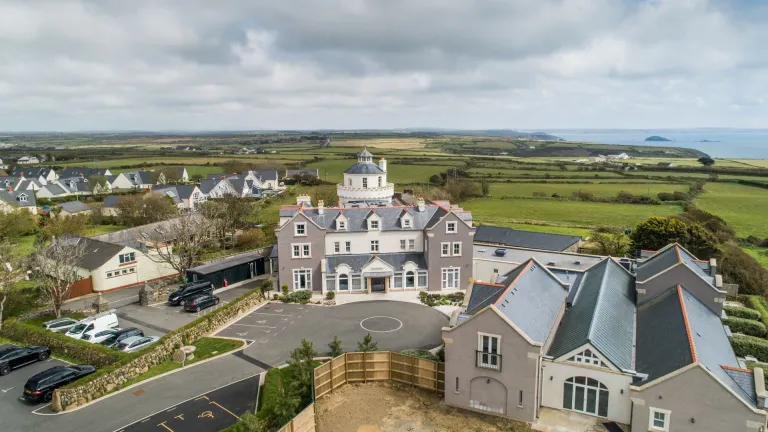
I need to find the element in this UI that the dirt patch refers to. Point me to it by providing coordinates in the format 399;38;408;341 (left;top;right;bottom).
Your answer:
316;382;531;432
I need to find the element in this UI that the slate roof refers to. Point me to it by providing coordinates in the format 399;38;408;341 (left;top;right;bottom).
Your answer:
326;252;426;273
102;195;121;208
474;225;581;252
123;171;152;186
473;245;602;273
152;185;197;201
187;251;263;275
0;189;36;208
56;201;91;214
59;167;109;178
283;205;464;233
286;169;319;178
58;235;126;270
246;170;278;181
199;179;220;194
358;149;373;157
12;167;52;178
344;162;385;175
637;244;713;283
466;282;507;315
548;258;636;371
91;214;205;247
40;184;68;196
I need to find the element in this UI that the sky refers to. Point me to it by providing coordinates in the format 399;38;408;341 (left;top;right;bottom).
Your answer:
0;0;767;132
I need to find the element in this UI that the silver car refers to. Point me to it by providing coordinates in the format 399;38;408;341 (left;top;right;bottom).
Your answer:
42;317;79;333
115;336;160;353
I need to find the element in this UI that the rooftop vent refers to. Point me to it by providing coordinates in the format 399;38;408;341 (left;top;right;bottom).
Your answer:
547;261;556;266
494;248;507;257
574;260;582;265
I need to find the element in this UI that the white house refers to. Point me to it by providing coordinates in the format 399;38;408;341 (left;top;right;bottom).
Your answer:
200;176;239;199
606;153;630;160
17;156;40;165
110;171;153;190
36;177;92;198
0;189;37;215
12;167;56;183
151;185;205;211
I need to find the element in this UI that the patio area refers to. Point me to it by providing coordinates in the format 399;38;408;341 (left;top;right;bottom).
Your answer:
533;408;628;432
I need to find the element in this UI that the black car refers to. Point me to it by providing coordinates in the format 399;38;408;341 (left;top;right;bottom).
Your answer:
168;281;213;306
183;294;220;312
23;365;96;403
99;328;144;348
0;345;51;376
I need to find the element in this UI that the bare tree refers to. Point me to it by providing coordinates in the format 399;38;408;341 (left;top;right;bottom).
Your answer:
0;242;23;330
144;214;210;281
33;237;87;318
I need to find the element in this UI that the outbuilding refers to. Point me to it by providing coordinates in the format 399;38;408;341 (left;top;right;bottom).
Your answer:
185;251;266;288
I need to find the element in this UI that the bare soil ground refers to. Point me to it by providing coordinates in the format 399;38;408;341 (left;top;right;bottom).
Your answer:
316;382;531;432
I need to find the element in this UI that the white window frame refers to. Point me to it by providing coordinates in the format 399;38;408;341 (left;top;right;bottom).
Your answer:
369;219;379;230
362;178;368;189
649;408;670;432
477;332;501;370
18;193;27;202
334;242;340;253
452;242;462;256
402;217;411;228
291;243;311;258
345;241;351;253
400;239;406;251
119;252;136;264
441;242;450;257
294;222;306;236
446;221;457;234
442;267;460;289
292;269;312;291
568;349;607;368
337;220;346;231
370;240;379;252
408;239;415;250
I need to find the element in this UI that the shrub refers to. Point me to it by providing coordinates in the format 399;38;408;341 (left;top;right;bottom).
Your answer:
236;228;266;247
282;285;289;295
731;334;768;362
325;291;335;300
400;349;439;362
284;290;312;304
724;306;762;321
272;293;279;300
746;295;768;327
725;317;767;337
721;247;768;297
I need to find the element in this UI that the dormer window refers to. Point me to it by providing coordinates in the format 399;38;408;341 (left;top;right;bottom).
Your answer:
567;349;607;368
295;222;306;236
17;194;27;202
337;220;346;231
446;221;457;233
369;220;379;230
402;217;411;228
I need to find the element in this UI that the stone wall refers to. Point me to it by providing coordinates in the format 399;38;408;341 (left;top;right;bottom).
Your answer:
51;288;265;412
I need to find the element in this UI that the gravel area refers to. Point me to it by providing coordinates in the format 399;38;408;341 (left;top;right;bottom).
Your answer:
316;382;531;432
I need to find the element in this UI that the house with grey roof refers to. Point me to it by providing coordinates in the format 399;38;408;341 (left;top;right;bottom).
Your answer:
200;176;239;199
285;168;320;179
100;195;122;216
59;167;112;178
442;246;767;431
151;184;204;211
36;177;92;198
11;167;56;183
0;189;37;214
55;201;92;217
110;171;153;190
16;156;39;165
276;149;475;295
474;224;583;252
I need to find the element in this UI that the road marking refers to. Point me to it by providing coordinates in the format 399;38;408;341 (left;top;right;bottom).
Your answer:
141;418;151;423
174;414;184;421
198;410;215;419
157;421;174;432
248;312;293;317
1;387;13;393
360;316;404;333
210;401;241;420
259;340;269;343
195;396;209;401
237;332;248;337
166;407;176;412
231;323;276;328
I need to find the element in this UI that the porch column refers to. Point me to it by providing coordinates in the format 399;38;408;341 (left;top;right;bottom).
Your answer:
366;277;372;294
385;277;390;293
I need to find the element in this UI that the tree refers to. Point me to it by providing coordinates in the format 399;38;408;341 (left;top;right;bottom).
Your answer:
479;179;490;197
40;213;88;241
698;156;715;168
357;333;378;352
286;339;317;404
630;217;689;252
310;185;339;208
87;175;109;195
145;213;209;281
259;279;273;300
32;237;87;318
154;167;181;185
589;226;630;256
200;195;253;246
429;174;443;186
116;194;178;227
328;335;343;357
0;243;23;330
220;160;248;175
0;209;36;240
261;375;301;430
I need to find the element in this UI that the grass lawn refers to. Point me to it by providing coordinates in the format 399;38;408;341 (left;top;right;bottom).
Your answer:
464;197;682;229
479;222;592;238
469;168;627;178
695;183;768;238
11;234;37;256
487;182;688;198
742;246;768;270
305;158;449;184
730;159;768;169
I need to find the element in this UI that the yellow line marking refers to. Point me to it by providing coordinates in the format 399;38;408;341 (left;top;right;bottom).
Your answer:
194;396;209;401
141;418;151;423
209;401;240;420
157;421;174;432
166;407;175;412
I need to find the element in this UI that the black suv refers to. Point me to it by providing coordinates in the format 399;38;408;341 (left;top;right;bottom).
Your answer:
184;294;220;312
23;365;96;403
168;281;213;306
99;328;144;348
0;345;51;376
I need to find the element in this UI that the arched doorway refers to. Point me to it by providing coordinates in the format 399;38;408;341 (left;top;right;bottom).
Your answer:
469;376;507;415
405;271;415;288
563;377;608;417
338;274;349;291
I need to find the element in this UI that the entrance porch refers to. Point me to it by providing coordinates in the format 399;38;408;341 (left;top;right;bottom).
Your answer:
533;408;629;432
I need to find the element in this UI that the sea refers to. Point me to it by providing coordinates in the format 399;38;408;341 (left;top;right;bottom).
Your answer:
539;129;768;159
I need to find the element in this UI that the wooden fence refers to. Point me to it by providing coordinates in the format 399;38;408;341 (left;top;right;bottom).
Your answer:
277;403;316;432
66;277;94;300
314;351;445;399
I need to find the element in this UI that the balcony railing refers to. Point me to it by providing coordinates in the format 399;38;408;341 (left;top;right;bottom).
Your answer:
476;350;502;371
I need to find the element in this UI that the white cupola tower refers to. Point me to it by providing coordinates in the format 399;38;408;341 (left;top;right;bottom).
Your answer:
337;147;394;205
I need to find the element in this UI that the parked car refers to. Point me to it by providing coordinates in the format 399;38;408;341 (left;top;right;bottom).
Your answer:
23;365;96;403
65;311;119;339
99;328;144;349
116;336;160;353
168;281;213;306
81;328;119;344
42;317;79;333
0;345;51;376
184;294;220;312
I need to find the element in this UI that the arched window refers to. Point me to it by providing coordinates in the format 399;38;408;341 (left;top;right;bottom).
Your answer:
405;271;415;288
563;377;608;417
338;274;349;291
567;349;607;368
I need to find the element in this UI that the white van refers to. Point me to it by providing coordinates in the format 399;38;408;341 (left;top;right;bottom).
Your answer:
65;310;119;340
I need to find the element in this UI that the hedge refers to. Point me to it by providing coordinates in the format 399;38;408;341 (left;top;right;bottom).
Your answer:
724;306;762;321
400;349;439;362
0;319;126;367
258;367;284;417
283;290;312;304
731;334;768;362
725;317;767;337
745;295;768;328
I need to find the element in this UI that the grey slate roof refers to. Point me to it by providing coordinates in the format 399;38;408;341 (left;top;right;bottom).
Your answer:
123;171;152;186
59;167;109;178
102;195;121;208
247;170;278;181
358;149;373;157
286;169;319;178
473;245;602;273
187;251;263;275
548;258;636;371
475;225;581;252
283;205;459;233
58;235;126;270
12;167;52;178
199;179;219;194
637;244;713;283
41;184;68;196
92;214;205;247
487;259;569;343
344;162;385;175
152;185;197;201
326;252;426;273
56;201;91;213
0;190;36;208
466;283;507;315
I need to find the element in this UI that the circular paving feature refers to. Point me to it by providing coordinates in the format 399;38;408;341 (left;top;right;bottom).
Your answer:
360;316;403;333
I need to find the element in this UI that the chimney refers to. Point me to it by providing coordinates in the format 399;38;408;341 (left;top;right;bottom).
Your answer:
709;258;718;277
417;198;425;212
296;195;312;207
318;200;325;215
755;368;766;408
379;158;387;173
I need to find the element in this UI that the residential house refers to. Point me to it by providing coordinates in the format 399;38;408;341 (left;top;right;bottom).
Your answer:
275;149;475;294
204;169;280;191
11;167;56;183
0;189;37;214
17;156;40;165
59;167;112;178
442;244;766;431
151;185;205;211
0;158;8;170
200;176;239;199
285;168;320;180
606;153;630;160
110;171;153;190
36;177;92;198
55;201;92;217
157;167;190;184
474;225;583;252
0;175;44;192
100;195;121;217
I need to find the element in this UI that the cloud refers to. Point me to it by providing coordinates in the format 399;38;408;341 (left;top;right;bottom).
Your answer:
0;0;766;130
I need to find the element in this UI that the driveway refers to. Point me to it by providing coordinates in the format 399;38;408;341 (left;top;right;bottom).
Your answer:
0;357;70;432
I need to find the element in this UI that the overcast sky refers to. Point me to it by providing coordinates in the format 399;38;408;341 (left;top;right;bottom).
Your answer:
1;0;766;131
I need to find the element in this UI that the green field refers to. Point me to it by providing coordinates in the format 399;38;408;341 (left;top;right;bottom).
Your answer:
487;182;689;198
464;197;682;229
483;222;592;238
306;159;451;183
695;183;768;238
743;246;768;269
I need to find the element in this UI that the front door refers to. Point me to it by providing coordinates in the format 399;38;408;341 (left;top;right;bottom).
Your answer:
371;277;386;292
